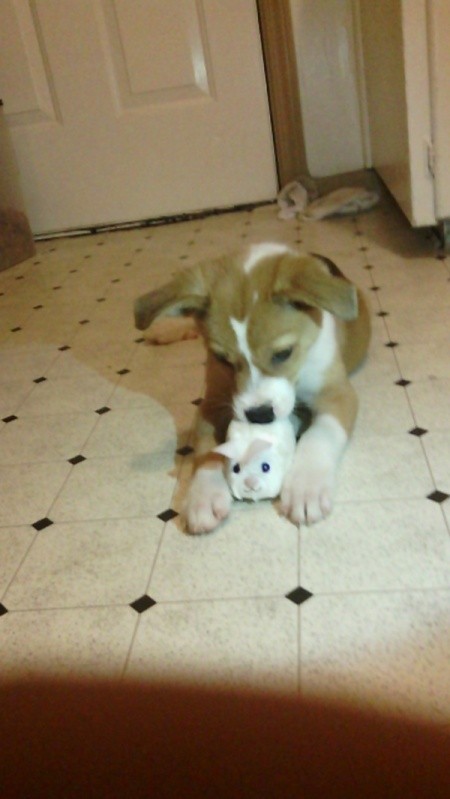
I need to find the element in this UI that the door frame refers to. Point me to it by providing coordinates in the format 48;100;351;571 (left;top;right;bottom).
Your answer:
257;0;307;188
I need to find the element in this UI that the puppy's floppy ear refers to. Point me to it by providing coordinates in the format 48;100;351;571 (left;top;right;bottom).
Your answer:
272;254;358;321
134;264;210;331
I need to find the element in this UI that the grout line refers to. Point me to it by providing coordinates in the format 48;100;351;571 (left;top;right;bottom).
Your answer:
3;584;450;617
0;530;39;605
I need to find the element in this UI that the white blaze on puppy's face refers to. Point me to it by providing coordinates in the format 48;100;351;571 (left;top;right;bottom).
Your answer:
243;243;291;274
229;318;258;382
230;317;296;421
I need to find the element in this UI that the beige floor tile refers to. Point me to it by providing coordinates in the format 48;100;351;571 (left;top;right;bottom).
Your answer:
50;455;176;522
422;431;450;493
0;527;36;597
300;590;450;722
150;503;298;601
301;499;450;593
407;379;450;431
0;413;97;464
0;461;71;526
338;432;433;503
4;517;163;609
395;339;450;382
0;606;136;679
126;598;298;692
19;371;116;415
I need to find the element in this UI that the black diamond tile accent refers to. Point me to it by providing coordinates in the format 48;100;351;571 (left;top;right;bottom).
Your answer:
59;345;71;351
130;595;157;614
409;427;428;437
176;445;194;457
79;319;90;325
396;379;411;387
369;286;381;292
0;603;8;617
157;508;179;523
95;406;111;415
192;397;203;406
97;297;106;303
117;368;130;376
33;517;54;531
377;311;389;317
285;586;314;605
33;304;44;310
427;490;450;504
364;264;374;270
111;278;121;283
385;341;399;348
68;455;86;465
53;285;62;291
2;415;18;423
11;326;22;332
135;337;145;344
33;376;47;384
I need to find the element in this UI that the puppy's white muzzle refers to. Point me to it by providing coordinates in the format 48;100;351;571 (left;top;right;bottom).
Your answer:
233;376;296;422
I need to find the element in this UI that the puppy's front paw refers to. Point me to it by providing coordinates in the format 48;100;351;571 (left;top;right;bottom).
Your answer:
280;464;335;527
184;468;232;534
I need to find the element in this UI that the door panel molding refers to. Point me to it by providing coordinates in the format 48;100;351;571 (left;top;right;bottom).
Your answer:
0;0;60;125
96;0;215;113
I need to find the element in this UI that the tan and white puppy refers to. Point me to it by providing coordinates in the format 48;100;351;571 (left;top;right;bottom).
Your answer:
134;244;371;534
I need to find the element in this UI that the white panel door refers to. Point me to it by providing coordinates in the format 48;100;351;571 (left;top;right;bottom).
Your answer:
358;0;435;227
0;0;277;234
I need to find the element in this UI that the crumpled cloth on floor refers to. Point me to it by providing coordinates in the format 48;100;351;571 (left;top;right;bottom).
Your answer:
277;180;379;221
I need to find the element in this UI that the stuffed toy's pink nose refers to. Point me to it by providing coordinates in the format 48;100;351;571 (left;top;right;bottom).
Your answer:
244;475;260;490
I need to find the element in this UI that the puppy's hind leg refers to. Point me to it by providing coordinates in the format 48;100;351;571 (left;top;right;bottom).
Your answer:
147;317;199;345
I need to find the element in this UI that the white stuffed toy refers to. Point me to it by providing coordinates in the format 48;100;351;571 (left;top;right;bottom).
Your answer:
214;415;301;502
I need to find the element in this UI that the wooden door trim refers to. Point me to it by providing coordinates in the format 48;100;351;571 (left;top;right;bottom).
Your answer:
257;0;308;188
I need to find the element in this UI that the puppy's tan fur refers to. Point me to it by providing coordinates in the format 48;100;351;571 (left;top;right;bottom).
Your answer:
135;248;370;533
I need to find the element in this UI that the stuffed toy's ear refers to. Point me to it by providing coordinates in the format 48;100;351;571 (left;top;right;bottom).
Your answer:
214;437;273;466
213;440;244;461
272;254;358;321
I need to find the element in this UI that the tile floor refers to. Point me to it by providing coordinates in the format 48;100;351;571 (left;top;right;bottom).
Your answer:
1;198;450;723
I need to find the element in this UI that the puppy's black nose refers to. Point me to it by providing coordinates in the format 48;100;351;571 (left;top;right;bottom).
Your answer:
244;405;275;424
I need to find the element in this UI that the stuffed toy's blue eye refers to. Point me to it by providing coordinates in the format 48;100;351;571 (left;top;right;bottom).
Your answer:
261;462;270;473
232;464;241;474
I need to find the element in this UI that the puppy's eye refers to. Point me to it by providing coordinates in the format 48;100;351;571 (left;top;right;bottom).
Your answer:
213;351;233;368
271;347;293;365
232;463;241;474
261;462;270;473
